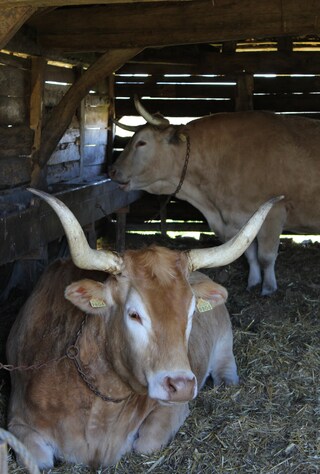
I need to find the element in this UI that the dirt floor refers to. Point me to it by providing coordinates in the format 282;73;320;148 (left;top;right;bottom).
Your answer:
0;233;319;473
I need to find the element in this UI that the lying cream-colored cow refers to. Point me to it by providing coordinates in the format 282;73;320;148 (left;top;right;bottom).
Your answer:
7;190;279;469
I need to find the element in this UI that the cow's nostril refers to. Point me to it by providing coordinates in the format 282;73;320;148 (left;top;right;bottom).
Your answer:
167;378;177;393
164;375;195;401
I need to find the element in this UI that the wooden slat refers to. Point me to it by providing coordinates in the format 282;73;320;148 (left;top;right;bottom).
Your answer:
0;125;33;158
0;96;27;125
82;163;106;179
45;64;76;83
83;144;106;165
115;98;234;117
119;51;320;76
47;160;80;184
84;128;108;145
0;156;31;188
44;83;71;107
254;76;320;94
253;93;320;112
0;63;29;96
115;74;235;84
48;143;80;165
0;51;29;70
84;107;108;127
115;83;236;99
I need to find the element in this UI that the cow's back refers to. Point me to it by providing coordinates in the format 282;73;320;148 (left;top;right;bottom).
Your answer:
186;111;320;232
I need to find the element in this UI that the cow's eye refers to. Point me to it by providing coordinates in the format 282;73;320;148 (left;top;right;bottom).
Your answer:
136;140;146;148
129;311;142;324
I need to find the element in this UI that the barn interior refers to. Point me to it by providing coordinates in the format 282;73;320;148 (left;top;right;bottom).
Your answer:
0;2;320;473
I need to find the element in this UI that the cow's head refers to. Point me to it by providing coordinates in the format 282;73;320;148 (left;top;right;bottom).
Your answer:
28;188;281;404
108;96;186;194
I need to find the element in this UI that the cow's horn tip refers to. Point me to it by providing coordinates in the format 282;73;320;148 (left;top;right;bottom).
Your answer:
272;195;285;204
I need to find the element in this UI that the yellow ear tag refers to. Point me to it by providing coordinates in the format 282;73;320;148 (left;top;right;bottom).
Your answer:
89;298;106;308
179;133;187;142
196;298;213;313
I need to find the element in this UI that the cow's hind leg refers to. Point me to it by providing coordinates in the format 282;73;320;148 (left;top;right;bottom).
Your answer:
133;403;189;454
256;205;286;296
8;423;55;469
245;240;262;290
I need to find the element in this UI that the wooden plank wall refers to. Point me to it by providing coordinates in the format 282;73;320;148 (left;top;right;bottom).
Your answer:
0;53;32;188
0;54;110;190
114;69;320;120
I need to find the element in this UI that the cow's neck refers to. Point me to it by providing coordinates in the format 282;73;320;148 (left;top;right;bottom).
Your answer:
76;315;133;401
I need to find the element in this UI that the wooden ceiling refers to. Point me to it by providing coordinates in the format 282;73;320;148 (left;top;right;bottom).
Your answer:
1;1;320;58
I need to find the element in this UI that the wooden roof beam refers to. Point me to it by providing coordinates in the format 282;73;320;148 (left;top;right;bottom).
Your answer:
28;0;320;51
1;0;191;5
119;50;320;75
0;6;36;49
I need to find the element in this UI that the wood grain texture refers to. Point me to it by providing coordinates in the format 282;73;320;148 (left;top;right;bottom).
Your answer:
28;1;320;51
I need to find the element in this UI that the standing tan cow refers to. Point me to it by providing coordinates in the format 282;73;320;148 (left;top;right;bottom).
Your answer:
109;97;320;295
7;190;279;469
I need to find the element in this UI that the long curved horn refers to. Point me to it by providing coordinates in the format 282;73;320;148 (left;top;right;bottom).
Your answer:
186;196;284;271
134;95;170;128
28;188;124;275
111;118;141;133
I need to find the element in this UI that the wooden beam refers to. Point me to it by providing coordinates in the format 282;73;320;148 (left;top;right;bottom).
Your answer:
1;0;191;5
30;57;46;162
30;48;141;187
28;0;320;51
120;51;320;75
235;73;254;111
0;6;36;49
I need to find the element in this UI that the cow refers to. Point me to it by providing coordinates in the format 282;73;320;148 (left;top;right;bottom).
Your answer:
6;189;279;469
109;97;320;295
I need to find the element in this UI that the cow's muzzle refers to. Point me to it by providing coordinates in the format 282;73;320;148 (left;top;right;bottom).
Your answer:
148;371;197;403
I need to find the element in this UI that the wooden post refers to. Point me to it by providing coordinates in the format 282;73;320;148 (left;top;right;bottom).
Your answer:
235;73;254;111
159;196;168;237
106;74;116;170
30;56;46;187
0;441;8;474
116;207;129;253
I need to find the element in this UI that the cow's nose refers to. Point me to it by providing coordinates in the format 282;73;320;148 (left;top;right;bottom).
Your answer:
164;375;196;402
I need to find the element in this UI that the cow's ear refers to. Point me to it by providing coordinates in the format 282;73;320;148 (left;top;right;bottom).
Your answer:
190;273;228;310
166;126;185;145
65;278;114;315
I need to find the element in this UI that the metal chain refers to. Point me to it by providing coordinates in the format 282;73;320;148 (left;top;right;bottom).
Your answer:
148;134;191;222
0;356;67;372
65;315;129;404
171;134;191;199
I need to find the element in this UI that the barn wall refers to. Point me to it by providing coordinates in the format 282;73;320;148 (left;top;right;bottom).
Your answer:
0;53;111;191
